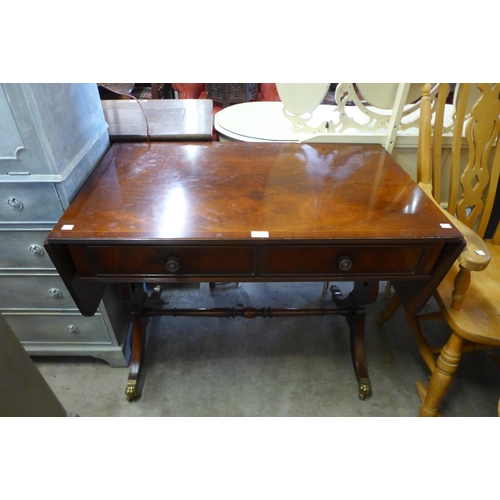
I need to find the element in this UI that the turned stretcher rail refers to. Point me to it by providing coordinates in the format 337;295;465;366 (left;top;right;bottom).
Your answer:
141;306;354;319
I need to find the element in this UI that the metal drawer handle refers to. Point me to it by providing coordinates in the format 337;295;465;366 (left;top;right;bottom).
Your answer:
49;288;63;298
338;256;353;271
166;256;180;273
67;324;79;334
7;197;23;210
29;244;44;256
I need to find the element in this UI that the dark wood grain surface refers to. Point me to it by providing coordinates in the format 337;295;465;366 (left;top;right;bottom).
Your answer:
48;142;461;242
45;142;465;316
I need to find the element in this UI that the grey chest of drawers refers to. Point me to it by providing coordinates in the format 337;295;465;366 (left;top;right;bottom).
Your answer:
0;83;130;367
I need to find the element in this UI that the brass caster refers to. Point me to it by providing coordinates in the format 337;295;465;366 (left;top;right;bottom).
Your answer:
125;380;139;402
358;377;371;400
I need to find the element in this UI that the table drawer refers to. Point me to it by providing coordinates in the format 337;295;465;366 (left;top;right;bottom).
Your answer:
75;245;256;277
262;245;428;277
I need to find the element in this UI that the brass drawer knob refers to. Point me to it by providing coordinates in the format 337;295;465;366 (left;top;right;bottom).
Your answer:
338;256;353;271
166;256;180;273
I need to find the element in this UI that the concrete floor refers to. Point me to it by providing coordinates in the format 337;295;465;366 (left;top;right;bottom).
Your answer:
34;281;500;417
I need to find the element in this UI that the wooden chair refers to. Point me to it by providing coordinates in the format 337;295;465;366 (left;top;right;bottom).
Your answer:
378;82;500;416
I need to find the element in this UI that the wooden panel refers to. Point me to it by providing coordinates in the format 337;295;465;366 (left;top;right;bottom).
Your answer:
79;245;255;277
262;245;427;277
47;142;463;242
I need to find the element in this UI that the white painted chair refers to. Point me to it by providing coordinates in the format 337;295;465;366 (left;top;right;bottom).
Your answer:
214;83;441;153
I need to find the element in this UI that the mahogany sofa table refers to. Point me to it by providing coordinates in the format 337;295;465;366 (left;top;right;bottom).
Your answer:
45;142;465;401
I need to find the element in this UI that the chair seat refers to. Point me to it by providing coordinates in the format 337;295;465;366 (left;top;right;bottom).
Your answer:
434;242;500;345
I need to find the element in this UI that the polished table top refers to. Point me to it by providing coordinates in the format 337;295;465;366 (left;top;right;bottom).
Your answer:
46;141;464;314
48;141;458;240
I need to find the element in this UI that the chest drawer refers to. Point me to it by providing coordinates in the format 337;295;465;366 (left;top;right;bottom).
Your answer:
262;245;430;277
0;229;53;270
3;312;112;344
0;274;77;310
73;245;256;278
0;183;64;224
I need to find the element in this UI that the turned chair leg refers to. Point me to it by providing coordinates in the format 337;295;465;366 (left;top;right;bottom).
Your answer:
419;332;463;417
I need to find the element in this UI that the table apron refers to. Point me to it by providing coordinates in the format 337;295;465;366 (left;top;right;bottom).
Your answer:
66;242;444;281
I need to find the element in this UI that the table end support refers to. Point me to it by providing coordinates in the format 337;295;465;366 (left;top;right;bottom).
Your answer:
332;281;378;401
